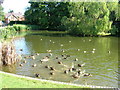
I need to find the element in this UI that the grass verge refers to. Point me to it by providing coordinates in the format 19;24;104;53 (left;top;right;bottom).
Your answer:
0;72;88;88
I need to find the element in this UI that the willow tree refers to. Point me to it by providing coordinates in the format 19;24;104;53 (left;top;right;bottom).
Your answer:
62;2;113;36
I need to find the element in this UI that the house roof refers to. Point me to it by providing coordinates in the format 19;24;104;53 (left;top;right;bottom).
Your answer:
5;12;24;18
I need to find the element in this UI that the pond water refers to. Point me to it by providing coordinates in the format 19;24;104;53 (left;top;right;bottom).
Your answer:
1;31;119;87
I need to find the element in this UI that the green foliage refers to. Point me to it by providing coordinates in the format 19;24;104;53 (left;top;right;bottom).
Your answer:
0;5;4;21
62;2;118;36
25;2;119;36
25;2;69;30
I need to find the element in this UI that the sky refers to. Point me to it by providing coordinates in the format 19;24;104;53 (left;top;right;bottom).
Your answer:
2;0;30;15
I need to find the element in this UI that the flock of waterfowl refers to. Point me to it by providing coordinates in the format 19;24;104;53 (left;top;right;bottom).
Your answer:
18;39;111;80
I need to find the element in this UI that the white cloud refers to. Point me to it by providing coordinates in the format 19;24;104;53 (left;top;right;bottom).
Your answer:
2;0;30;14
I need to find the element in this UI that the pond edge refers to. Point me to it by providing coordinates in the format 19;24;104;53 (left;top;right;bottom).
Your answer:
0;71;116;88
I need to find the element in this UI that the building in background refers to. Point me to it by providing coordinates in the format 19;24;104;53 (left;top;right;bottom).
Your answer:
5;12;25;24
0;0;4;5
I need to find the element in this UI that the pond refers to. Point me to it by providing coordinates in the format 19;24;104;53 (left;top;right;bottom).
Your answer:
1;31;119;88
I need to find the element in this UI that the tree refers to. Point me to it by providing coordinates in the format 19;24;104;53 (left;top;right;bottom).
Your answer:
25;2;69;30
62;2;115;36
0;5;4;21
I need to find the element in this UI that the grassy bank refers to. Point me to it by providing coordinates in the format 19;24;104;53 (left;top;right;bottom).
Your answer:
0;72;87;88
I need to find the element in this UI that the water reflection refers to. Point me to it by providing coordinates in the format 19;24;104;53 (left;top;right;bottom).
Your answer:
1;32;119;87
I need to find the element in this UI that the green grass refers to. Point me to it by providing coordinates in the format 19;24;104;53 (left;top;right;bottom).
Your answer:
0;72;87;88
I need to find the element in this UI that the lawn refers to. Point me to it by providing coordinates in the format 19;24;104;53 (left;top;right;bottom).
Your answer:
0;71;88;88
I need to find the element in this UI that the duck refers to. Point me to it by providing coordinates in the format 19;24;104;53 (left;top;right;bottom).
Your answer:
35;73;40;77
23;60;26;63
45;65;49;68
64;70;68;74
66;55;70;57
40;57;49;62
74;58;78;61
92;51;95;53
108;51;111;53
36;53;39;55
61;54;64;57
61;50;65;52
32;56;35;59
49;53;52;56
32;64;37;67
72;68;76;71
83;73;92;77
47;50;52;53
69;41;71;43
50;72;54;75
58;61;62;64
72;73;80;78
68;68;72;72
19;64;23;67
77;49;80;51
56;56;59;59
50;67;55;71
60;44;63;47
20;49;23;51
78;63;85;67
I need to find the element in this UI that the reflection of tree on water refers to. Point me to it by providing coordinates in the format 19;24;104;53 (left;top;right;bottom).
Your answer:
19;34;118;87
